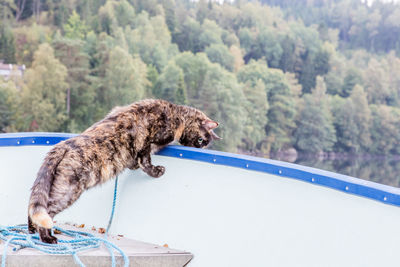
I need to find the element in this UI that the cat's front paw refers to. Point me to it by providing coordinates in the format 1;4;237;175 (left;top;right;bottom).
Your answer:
148;165;165;178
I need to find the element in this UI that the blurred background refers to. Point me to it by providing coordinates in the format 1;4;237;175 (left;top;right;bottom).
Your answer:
1;0;400;186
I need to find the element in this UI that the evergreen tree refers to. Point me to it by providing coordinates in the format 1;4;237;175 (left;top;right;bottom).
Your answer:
175;73;187;105
0;24;16;63
53;36;96;132
3;0;400;156
341;68;363;97
160;0;177;34
237;61;269;150
264;68;297;152
146;64;159;97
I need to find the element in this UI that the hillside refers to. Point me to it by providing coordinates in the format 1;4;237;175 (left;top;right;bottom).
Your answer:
1;0;400;156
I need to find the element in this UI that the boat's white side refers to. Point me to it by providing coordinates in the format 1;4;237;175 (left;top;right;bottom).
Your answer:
2;144;400;267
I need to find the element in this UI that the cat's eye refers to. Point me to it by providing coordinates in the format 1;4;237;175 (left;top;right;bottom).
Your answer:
198;137;203;144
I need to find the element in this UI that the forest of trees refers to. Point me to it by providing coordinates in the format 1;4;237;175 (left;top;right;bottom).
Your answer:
1;0;400;156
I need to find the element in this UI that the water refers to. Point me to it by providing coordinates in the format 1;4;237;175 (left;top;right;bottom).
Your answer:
289;155;400;188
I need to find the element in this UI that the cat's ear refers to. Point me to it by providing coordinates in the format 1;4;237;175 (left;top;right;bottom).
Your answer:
202;120;219;130
210;130;221;140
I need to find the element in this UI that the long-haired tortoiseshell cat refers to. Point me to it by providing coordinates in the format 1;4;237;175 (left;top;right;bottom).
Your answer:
28;99;220;243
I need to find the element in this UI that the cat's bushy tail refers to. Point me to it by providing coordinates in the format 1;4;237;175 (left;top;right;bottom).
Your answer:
28;148;67;229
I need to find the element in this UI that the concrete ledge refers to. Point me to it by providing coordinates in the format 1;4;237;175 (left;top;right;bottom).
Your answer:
0;225;193;267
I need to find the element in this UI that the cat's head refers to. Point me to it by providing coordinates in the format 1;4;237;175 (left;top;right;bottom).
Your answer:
179;117;220;148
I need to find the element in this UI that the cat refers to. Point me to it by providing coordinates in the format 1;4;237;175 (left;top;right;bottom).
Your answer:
28;99;220;244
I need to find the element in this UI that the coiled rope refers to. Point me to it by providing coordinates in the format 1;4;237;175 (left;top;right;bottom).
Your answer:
0;177;129;267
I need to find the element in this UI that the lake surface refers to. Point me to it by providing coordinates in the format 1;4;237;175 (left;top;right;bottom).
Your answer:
272;154;400;188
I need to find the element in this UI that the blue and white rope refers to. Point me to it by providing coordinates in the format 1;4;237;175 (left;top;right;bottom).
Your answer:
0;177;129;267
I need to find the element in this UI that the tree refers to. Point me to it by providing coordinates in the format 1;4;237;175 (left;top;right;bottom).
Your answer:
0;0;15;22
19;43;69;132
173;17;202;52
174;52;246;152
126;12;175;71
198;19;224;50
103;46;148;111
13;24;52;66
53;36;96;132
0;24;16;63
154;61;187;104
205;44;235;71
332;84;371;153
229;45;244;72
64;11;88;40
146;64;159;97
113;0;135;28
98;1;117;35
279;35;297;73
369;105;400;154
255;29;283;68
0;78;18;132
239;79;269;151
160;0;177;34
264;68;297;152
294;76;336;153
341;68;363;98
363;58;390;104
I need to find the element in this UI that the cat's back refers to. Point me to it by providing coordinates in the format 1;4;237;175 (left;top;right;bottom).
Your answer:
47;99;176;162
84;99;173;134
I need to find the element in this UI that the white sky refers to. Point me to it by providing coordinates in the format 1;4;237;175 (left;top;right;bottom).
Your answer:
362;0;400;5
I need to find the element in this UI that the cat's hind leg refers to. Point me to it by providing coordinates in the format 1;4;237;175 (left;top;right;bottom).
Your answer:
39;227;57;244
28;215;37;234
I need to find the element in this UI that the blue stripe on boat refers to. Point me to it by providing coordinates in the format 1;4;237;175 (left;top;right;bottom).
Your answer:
1;132;400;207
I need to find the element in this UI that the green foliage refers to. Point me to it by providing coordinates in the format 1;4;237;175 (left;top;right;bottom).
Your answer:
160;0;177;33
3;0;400;156
0;24;16;63
103;46;149;111
237;62;269;151
264;68;297;152
19;43;69;132
341;68;363;98
263;0;400;54
173;17;202;52
64;11;88;40
332;85;371;153
0;0;16;21
294;77;336;153
174;52;246;151
0;78;17;132
125;12;176;71
53;36;96;132
154;60;187;104
205;44;235;71
13;24;52;66
370;105;400;154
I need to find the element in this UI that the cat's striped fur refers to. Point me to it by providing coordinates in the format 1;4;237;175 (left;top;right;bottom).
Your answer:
28;99;219;243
